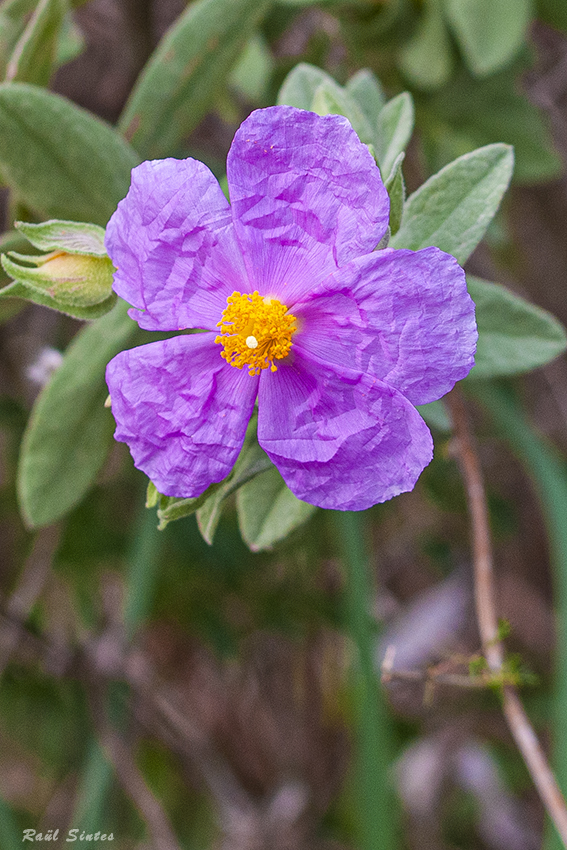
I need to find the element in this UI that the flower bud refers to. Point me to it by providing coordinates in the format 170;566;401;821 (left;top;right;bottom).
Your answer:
0;219;117;319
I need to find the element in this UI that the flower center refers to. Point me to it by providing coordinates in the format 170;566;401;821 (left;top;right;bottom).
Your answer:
215;290;297;376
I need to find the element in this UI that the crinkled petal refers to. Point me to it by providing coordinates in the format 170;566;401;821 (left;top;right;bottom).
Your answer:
257;353;433;510
226;106;389;305
105;158;248;331
106;333;258;497
293;247;477;405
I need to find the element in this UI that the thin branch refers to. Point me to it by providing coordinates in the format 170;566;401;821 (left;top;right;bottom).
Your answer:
87;681;181;850
381;665;490;691
0;525;60;680
447;387;567;846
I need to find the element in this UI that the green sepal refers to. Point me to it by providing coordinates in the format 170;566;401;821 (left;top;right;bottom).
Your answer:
0;278;117;320
2;250;114;305
1;219;113;316
153;417;273;533
15;219;107;256
152;479;225;531
195;434;272;544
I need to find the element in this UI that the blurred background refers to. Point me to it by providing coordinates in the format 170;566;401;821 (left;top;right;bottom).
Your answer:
2;0;567;848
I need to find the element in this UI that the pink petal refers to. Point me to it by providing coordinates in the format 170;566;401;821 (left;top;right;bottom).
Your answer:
227;106;389;306
105;158;249;331
257;352;433;510
106;333;258;497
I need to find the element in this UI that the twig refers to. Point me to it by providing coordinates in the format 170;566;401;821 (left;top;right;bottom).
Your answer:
381;663;491;691
86;681;181;850
447;387;567;846
0;525;60;680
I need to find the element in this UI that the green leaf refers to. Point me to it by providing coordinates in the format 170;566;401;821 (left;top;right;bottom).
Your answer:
119;0;272;159
399;0;453;90
0;793;21;850
467;275;567;378
229;32;273;102
0;294;24;323
196;436;273;544
15;219;107;256
384;152;405;236
0;278;116;319
5;0;66;85
537;0;567;32
443;0;532;76
236;466;316;551
0;0;37;78
375;92;414;179
423;66;562;184
416;399;452;432
345;69;386;127
390;143;514;264
17;300;135;528
279;64;377;146
55;11;84;67
277;62;333;110
311;80;373;144
0;83;139;225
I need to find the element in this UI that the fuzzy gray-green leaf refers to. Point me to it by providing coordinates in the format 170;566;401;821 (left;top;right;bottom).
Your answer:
443;0;531;76
277;62;334;110
345;69;386;128
467;275;567;378
390;143;514;264
376;92;414;178
237;467;317;552
6;0;66;85
0;83;138;225
17;300;135;528
119;0;272;159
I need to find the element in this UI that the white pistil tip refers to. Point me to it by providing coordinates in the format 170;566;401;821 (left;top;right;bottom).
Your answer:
246;335;259;349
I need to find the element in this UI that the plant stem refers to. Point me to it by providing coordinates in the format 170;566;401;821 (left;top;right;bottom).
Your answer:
448;386;567;848
335;510;394;850
469;381;567;850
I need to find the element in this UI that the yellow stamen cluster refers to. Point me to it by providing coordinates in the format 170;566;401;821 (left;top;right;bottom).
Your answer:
215;290;297;376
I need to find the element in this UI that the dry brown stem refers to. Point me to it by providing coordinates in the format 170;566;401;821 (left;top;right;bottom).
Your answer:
447;387;567;847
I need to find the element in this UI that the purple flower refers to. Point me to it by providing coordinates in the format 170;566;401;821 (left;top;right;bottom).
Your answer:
105;106;477;511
